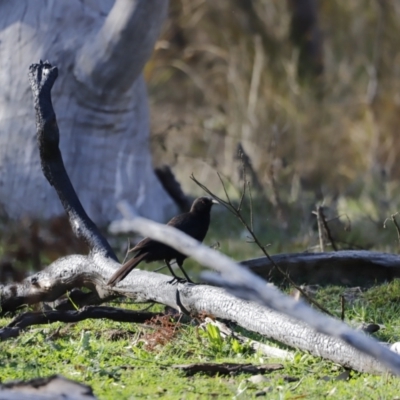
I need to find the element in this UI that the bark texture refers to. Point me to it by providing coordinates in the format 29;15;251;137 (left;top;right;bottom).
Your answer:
243;250;400;286
0;0;177;224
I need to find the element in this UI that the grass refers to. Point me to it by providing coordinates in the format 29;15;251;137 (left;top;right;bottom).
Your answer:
2;188;400;399
3;203;400;400
2;193;400;399
2;282;400;399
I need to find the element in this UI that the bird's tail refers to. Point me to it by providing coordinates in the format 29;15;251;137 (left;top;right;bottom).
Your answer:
107;252;148;286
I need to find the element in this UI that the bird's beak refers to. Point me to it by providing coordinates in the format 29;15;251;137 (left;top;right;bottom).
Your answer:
211;199;219;205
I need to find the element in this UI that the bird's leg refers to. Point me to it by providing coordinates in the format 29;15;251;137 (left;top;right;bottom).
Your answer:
176;260;194;284
164;260;181;281
164;260;184;284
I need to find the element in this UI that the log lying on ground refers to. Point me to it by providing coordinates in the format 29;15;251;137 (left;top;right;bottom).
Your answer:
2;60;398;376
0;260;390;374
243;251;400;286
0;306;159;341
109;212;400;375
0;375;96;400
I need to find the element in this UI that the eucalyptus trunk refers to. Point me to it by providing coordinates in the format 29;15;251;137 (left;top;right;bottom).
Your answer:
0;0;176;224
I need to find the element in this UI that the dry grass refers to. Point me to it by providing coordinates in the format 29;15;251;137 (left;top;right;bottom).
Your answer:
146;0;400;224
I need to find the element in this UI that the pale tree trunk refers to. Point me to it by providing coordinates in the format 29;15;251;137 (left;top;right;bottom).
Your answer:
0;0;177;224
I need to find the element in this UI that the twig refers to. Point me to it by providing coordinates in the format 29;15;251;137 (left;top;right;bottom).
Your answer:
384;213;400;248
340;295;345;321
314;206;338;252
267;131;287;227
236;143;263;193
237;147;247;212
190;174;334;317
248;182;254;232
313;206;326;252
320;207;338;251
327;213;352;232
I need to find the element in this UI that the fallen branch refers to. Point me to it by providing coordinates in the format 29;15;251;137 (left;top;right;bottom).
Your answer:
242;250;400;285
173;362;283;377
0;374;96;400
0;306;159;341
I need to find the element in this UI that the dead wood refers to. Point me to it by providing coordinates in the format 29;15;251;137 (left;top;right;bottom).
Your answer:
173;362;283;377
154;165;192;212
0;306;159;341
109;213;399;375
242;250;400;286
0;374;96;400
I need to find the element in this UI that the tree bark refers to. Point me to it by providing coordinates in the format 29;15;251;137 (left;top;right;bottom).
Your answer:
0;0;176;224
75;0;168;98
243;250;400;286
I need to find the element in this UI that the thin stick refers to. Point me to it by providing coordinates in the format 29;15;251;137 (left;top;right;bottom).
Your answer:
248;182;254;232
340;295;345;321
391;213;400;247
313;206;325;252
190;174;334;317
327;213;352;232
237;149;247;212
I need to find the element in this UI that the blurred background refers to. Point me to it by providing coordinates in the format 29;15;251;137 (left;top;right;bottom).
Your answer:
146;0;400;256
3;0;400;280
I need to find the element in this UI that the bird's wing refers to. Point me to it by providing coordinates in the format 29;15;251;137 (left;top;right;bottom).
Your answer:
129;236;155;253
167;213;209;242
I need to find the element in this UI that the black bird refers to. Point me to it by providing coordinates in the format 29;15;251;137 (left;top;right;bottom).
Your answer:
108;197;218;286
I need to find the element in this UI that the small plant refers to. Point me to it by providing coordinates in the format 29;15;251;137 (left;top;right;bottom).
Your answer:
203;323;224;354
200;323;249;357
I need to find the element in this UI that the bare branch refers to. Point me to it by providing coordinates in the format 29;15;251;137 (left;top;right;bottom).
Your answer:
0;306;159;341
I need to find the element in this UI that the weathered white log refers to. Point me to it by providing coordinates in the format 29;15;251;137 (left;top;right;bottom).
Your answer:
0;375;96;400
108;208;400;375
0;258;388;374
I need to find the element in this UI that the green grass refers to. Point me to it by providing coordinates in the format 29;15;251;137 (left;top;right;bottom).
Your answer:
2;194;400;399
2;281;400;399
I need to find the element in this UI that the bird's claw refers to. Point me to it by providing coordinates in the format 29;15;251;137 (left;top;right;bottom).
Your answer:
168;277;187;285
